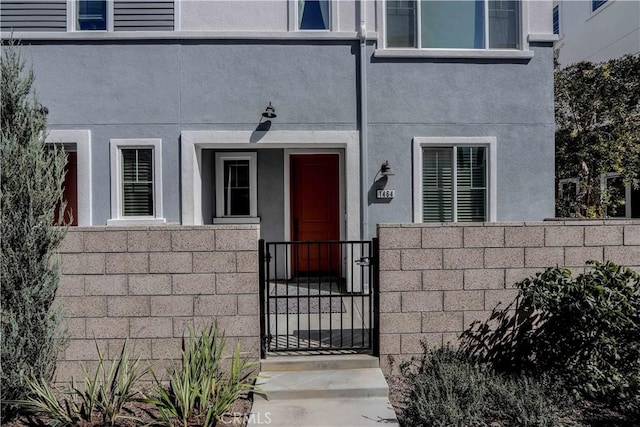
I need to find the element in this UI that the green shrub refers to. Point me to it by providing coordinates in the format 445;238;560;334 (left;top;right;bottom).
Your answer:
400;346;569;427
145;323;259;427
462;261;640;414
1;43;69;422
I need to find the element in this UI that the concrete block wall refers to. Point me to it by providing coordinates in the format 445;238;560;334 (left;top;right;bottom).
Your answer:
55;225;260;382
377;220;640;374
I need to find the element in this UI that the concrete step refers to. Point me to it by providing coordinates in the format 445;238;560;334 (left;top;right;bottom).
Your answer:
260;354;379;371
248;397;400;427
255;367;390;401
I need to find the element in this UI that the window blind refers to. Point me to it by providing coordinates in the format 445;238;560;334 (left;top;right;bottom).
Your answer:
456;147;487;222
122;148;153;216
422;146;486;222
422;147;453;222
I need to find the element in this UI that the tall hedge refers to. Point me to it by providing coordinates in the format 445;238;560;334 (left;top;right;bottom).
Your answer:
1;45;68;421
555;54;640;217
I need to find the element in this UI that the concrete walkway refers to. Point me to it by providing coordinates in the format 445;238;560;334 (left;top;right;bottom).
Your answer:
248;355;400;427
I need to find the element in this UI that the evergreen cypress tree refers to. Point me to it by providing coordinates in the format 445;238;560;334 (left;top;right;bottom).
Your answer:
1;44;69;421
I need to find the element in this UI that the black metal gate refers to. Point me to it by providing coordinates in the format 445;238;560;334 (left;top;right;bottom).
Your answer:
259;239;379;357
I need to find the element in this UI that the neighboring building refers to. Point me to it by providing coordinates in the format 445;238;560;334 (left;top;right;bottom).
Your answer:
1;0;557;243
553;0;640;66
553;0;639;218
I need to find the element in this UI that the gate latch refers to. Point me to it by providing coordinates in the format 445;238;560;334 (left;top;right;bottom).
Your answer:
355;257;371;266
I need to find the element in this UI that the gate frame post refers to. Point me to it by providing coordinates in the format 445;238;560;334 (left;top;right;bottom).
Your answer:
258;239;266;359
372;237;380;357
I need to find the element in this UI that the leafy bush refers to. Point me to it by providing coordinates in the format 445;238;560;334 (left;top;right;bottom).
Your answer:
462;261;640;414
14;338;150;425
1;43;69;422
145;323;259;427
400;345;569;427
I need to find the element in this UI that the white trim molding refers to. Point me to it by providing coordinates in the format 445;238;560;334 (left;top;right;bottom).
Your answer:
374;48;534;59
180;130;360;242
412;136;497;223
108;138;165;226
45;130;92;226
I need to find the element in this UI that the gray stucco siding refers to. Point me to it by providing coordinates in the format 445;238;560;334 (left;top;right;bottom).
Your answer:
365;44;556;230
22;41;358;225
16;39;555;229
179;41;358;126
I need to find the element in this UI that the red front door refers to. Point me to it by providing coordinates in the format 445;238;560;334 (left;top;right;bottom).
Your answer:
55;151;78;226
290;154;340;275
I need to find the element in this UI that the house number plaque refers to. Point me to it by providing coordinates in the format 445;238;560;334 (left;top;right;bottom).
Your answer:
377;189;395;199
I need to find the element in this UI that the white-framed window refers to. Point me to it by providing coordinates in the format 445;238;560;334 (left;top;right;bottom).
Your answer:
108;139;164;225
601;173;639;218
558;178;579;198
413;137;497;223
385;0;520;49
69;0;113;31
214;152;258;223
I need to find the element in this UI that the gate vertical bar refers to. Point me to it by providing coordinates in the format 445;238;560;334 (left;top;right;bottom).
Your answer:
372;237;380;357
258;239;267;358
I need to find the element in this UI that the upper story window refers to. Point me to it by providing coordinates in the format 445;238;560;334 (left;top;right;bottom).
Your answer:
77;0;107;30
298;0;330;30
592;0;607;12
386;0;520;49
553;5;559;35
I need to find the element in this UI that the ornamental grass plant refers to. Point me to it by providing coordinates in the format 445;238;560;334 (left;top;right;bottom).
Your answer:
144;323;260;427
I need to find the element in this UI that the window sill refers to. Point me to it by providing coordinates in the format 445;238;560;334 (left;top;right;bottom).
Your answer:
374;48;535;60
213;217;261;224
107;218;167;226
0;30;366;41
528;33;559;43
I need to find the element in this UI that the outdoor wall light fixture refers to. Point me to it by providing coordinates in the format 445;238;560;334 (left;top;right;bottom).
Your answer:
37;103;49;116
262;102;277;119
380;160;395;177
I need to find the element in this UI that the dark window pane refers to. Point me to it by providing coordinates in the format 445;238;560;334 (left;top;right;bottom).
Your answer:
606;176;626;218
386;0;416;47
553;5;559;35
78;0;106;31
631;187;640;218
592;0;607;12
223;160;251;216
228;189;251;216
299;0;329;30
